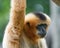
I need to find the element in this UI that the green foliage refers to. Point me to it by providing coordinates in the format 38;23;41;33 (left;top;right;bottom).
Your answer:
0;0;50;42
27;0;50;14
0;0;10;16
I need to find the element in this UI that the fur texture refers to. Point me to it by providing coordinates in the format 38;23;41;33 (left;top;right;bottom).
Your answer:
2;0;51;48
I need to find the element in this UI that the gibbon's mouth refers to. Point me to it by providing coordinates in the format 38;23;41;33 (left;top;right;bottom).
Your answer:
37;26;47;38
37;31;46;38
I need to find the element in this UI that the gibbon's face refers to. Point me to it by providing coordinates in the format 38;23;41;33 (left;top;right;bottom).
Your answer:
24;12;51;40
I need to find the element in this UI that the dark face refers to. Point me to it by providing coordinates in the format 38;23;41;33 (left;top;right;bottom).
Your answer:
33;12;48;38
36;24;47;38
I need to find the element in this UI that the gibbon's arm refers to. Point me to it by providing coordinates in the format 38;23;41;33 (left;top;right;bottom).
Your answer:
10;0;26;32
3;0;26;48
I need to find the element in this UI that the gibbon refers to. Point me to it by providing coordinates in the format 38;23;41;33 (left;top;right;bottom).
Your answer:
2;0;51;48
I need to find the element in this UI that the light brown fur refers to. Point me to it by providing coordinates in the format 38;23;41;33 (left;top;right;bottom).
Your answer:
2;0;51;48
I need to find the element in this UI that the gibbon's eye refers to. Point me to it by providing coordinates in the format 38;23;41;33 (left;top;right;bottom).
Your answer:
36;24;47;30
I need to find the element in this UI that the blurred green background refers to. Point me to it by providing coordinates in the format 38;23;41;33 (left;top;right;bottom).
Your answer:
0;0;50;42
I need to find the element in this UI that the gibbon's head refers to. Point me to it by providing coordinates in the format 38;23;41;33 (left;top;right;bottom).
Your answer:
24;12;51;40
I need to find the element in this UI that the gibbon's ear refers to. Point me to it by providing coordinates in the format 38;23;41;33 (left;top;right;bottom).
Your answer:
26;22;31;27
